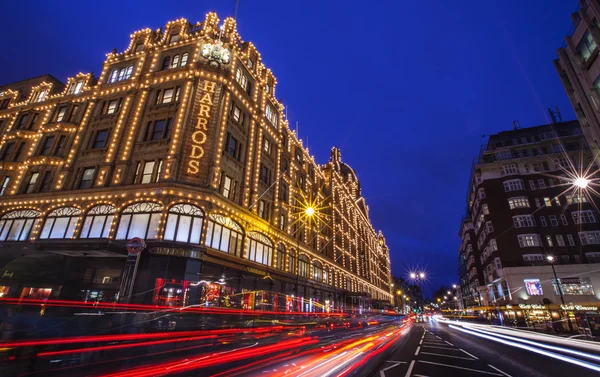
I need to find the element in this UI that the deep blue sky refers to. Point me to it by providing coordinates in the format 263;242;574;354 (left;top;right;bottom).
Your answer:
1;0;578;294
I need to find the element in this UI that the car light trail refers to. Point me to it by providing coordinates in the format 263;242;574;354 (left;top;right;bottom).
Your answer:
449;325;600;373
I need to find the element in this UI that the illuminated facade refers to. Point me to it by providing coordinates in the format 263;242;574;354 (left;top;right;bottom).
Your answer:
0;13;392;310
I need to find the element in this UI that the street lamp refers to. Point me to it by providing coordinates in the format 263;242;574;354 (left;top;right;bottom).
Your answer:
409;271;426;314
573;177;590;189
447;291;451;295
546;255;575;333
452;284;457;289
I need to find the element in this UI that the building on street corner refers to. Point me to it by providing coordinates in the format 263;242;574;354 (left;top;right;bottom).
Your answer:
458;119;600;334
0;13;392;313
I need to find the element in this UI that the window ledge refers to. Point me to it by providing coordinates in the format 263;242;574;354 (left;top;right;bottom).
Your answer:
137;138;171;148
149;102;179;111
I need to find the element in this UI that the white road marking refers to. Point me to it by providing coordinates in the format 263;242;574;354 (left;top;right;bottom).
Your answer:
421;345;456;350
415;346;421;355
445;341;454;346
419;339;423;345
384;360;407;363
379;361;405;377
435;336;442;339
404;360;415;377
460;348;479;360
417;361;502;375
488;364;513;377
420;351;475;360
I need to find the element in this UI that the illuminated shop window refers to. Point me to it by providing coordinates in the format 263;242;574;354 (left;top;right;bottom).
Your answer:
0;209;41;241
552;277;595;296
163;204;204;244
116;202;162;240
289;250;297;274
205;214;243;256
40;207;81;239
246;231;273;266
80;205;115;239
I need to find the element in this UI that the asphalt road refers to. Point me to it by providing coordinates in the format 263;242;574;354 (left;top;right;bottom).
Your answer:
372;319;599;377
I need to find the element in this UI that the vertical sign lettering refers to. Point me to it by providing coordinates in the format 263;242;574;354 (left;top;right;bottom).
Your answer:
187;80;216;175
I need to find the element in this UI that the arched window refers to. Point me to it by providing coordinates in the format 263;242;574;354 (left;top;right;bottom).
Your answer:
80;205;114;238
40;207;81;239
276;244;286;270
0;209;40;241
246;231;273;266
298;254;309;278
281;158;288;172
116;202;162;240
288;250;297;274
162;56;171;70
171;54;180;68
312;260;323;282
205;214;243;257
324;266;329;285
164;204;204;244
109;69;118;83
180;52;189;67
118;68;126;81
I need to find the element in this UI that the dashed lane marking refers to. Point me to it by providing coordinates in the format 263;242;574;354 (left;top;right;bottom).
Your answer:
415;346;421;355
404;360;416;377
419;339;423;345
460;348;479;360
488;364;513;377
420;351;476;360
444;341;454;346
421;345;456;350
417;361;503;376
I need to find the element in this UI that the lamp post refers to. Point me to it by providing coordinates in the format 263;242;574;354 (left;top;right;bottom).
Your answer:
546;256;575;333
409;272;426;314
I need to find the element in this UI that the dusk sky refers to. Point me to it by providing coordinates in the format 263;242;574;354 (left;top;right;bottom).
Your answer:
1;0;579;295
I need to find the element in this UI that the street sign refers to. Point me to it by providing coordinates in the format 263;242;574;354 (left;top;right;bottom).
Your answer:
126;237;146;256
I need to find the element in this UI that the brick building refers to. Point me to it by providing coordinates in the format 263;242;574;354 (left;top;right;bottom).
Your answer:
458;120;600;311
0;13;392;311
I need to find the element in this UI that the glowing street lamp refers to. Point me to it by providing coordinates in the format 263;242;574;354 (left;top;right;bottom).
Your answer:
452;284;457;289
573;177;590;189
443;296;448;300
447;291;451;295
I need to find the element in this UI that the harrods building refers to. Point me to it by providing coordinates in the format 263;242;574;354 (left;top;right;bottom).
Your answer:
0;13;393;311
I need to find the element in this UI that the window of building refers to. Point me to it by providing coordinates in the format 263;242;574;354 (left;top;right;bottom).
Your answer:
171;54;180;68
295;148;303;163
169;33;180;44
534;198;541;208
280;182;288;202
145;118;172;141
40;207;81;239
92;129;109;149
0;176;10;196
513;215;535;228
180;52;188;66
523;254;544;262
263;137;272;155
556;235;565;247
25;172;39;194
0;98;10;110
552;277;595;296
205;213;244;257
298;254;309;278
246;231;273;266
0;143;14;161
265;104;277;125
579;231;600;245
260;164;271;184
276;244;286;270
503;179;524;192
279;213;286;231
544;197;552;207
529;180;536;190
134;41;144;52
561;214;568;225
235;68;248;90
586;252;600;263
67;81;84;95
134;160;162;184
106;99;121;114
109;65;134;83
40;171;53;193
567;234;575;246
39;136;55;156
116;202;162;240
566;193;587;204
502;164;518;175
224;132;242;161
156;87;181;104
537;179;546;189
80;205;114;239
550;215;558;226
313;260;323;282
32;89;48;103
0;209;40;241
508;197;529;209
79;168;95;189
55;107;68;122
546;235;554;247
577;31;597;62
16;113;30;130
161;56;171;70
258;199;270;220
540;216;547;227
163;204;204;244
572;210;597;224
518;234;541;247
